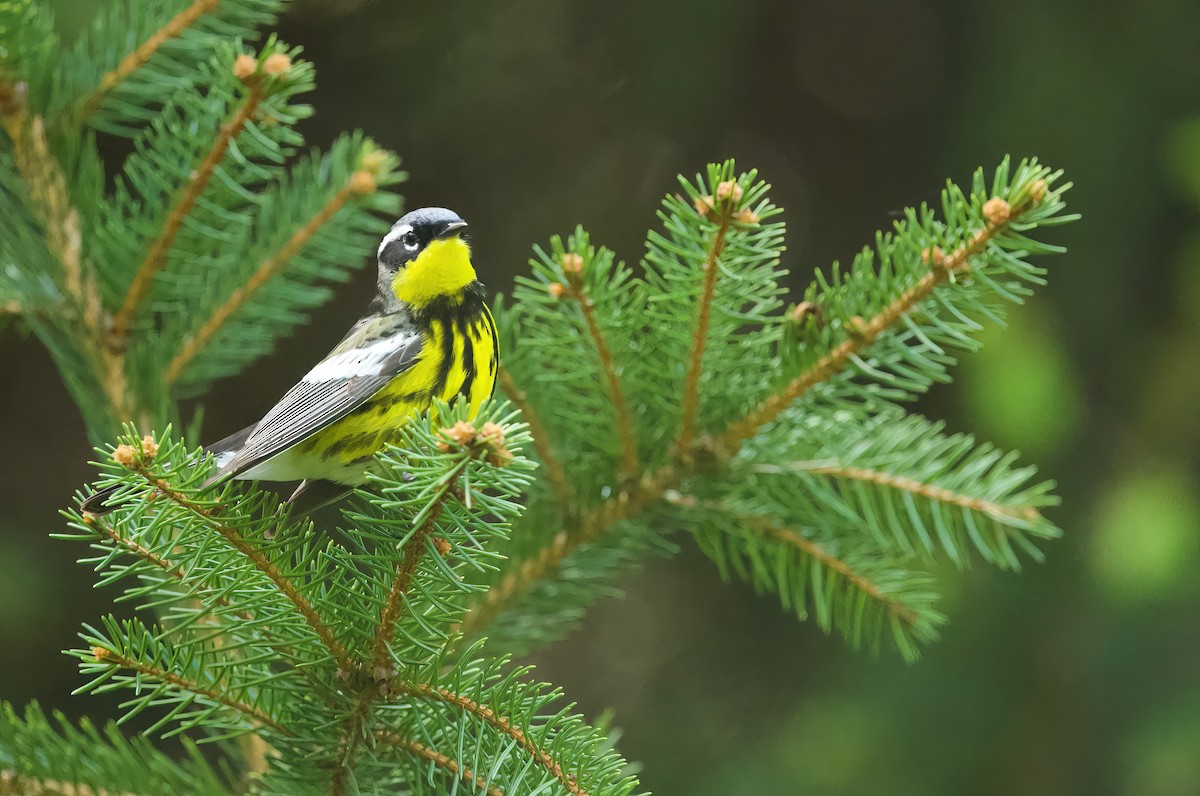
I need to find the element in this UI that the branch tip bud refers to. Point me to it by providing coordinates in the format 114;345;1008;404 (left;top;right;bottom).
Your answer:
921;246;946;267
733;207;760;225
561;252;584;275
788;301;818;325
113;444;137;468
547;282;565;299
360;147;389;175
438;420;513;466
262;53;292;78
1027;178;1048;204
715;180;743;203
233;54;258;81
982;196;1011;226
348;170;376;195
92;646;109;662
141;435;158;459
693;194;715;218
434;537;452;556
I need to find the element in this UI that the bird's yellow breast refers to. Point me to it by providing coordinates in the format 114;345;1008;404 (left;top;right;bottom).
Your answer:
299;311;498;467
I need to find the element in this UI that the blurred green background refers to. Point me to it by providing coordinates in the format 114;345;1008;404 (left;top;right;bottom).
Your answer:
3;1;1199;793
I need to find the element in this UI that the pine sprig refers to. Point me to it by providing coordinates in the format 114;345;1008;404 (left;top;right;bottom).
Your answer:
738;405;1060;570
57;407;643;795
103;40;313;341
162;132;403;395
3;2;405;434
0;702;233;795
75;615;296;738
374;651;642;796
507;229;645;494
667;493;946;661
463;157;1073;661
67;0;284;133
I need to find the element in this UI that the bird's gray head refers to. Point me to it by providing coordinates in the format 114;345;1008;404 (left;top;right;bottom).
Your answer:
375;207;472;311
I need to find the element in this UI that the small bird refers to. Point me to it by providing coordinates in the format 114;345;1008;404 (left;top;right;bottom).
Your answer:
83;207;498;514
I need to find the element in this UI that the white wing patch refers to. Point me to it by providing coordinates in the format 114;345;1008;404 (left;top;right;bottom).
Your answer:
378;223;414;258
213;449;238;469
302;333;417;383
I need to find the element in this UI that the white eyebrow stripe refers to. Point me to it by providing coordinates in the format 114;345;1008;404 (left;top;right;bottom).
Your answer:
378;223;413;258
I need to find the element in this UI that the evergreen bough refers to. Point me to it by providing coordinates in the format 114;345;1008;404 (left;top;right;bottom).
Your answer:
0;1;1077;793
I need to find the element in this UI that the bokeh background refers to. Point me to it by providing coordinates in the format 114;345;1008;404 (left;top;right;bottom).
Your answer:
3;1;1199;794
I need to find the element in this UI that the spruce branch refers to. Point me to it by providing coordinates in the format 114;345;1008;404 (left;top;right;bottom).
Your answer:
382;735;505;796
123;458;355;673
667;493;922;626
164;162;382;386
560;254;639;479
72;509;331;692
719;187;1041;450
0;703;231;796
371;458;468;675
80;0;220;120
109;73;266;345
768;462;1043;523
497;366;573;508
737;405;1061;570
458;464;676;639
462;158;1071;656
392;682;593;796
0;80;86;305
677;180;736;452
81;513;213;606
0;74;123;420
86;645;290;735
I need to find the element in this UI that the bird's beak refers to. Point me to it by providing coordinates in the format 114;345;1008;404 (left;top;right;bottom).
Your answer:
437;220;469;239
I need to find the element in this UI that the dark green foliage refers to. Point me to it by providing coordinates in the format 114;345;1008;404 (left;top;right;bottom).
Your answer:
0;702;233;794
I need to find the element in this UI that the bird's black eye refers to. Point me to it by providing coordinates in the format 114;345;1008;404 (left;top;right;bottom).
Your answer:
401;231;419;250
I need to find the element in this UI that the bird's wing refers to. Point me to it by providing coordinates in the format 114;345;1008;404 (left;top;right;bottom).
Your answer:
208;324;423;484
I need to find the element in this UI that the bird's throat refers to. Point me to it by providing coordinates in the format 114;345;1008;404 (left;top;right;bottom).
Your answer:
392;237;476;308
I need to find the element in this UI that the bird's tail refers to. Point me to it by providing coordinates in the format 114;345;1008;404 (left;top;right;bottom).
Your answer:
80;425;254;515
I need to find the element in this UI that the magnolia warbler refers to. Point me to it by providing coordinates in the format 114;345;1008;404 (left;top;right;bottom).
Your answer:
83;207;497;514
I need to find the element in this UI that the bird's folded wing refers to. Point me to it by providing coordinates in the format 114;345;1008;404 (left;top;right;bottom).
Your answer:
209;329;423;484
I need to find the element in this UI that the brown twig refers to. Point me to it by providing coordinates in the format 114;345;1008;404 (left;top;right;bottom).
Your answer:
666;494;919;625
380;735;505;796
110;82;264;344
371;461;467;675
330;697;372;796
164;177;364;384
496;367;573;509
80;0;221;118
1;79;124;419
84;513;222;603
717;220;1006;451
677;203;734;452
461;193;1037;638
457;464;678;639
562;270;638;479
132;464;355;674
91;648;290;735
83;512;336;700
0;770;137;796
394;683;589;796
771;462;1044;522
